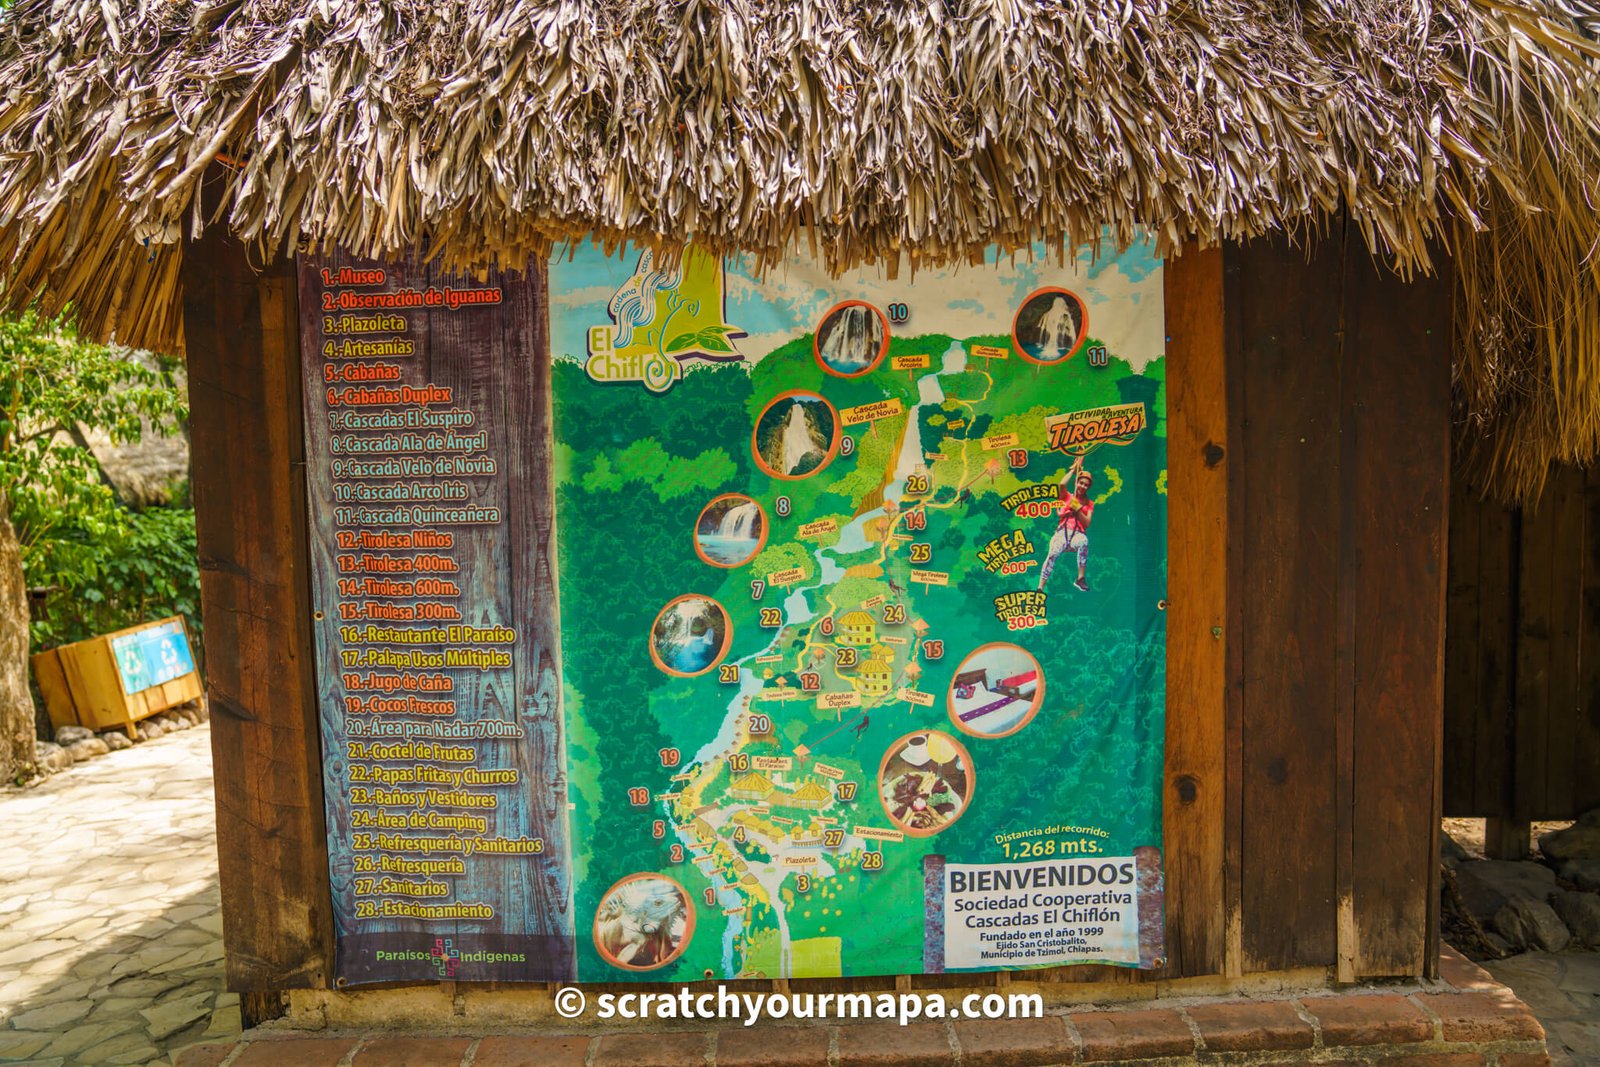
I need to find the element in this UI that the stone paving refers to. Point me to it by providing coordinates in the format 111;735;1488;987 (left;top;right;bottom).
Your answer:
3;731;1591;1067
1485;951;1600;1067
0;727;237;1066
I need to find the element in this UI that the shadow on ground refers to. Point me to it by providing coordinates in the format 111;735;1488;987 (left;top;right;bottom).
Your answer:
1484;951;1600;1067
0;728;239;1066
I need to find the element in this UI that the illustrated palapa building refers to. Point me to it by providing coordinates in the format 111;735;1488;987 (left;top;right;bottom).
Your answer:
727;772;775;802
782;780;833;812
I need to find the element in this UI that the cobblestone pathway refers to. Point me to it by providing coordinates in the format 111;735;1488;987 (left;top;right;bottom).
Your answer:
0;728;237;1066
1485;951;1600;1067
4;731;1590;1067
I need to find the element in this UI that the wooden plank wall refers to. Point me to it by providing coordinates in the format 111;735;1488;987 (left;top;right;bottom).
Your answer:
183;228;1453;991
1231;237;1342;974
184;190;334;990
1163;245;1229;979
1442;475;1518;817
1445;465;1600;821
1342;241;1451;978
1224;230;1451;979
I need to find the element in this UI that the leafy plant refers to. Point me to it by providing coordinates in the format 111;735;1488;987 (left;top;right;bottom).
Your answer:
0;310;186;562
0;309;189;781
667;324;739;354
27;505;201;656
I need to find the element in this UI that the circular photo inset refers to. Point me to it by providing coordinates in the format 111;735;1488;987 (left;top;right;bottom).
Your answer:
814;301;890;377
649;595;733;677
752;391;840;480
947;642;1045;739
694;494;768;569
594;873;696;971
1012;287;1088;365
878;730;975;837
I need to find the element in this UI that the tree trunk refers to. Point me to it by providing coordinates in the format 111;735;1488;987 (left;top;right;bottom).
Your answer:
0;503;36;783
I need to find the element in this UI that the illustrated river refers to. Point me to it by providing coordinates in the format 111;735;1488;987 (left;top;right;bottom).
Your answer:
667;340;970;977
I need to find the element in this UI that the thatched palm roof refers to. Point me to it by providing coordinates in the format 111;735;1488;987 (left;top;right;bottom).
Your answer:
2;1;1600;495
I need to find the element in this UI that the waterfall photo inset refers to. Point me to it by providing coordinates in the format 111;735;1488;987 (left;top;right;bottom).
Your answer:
593;873;696;971
648;595;733;677
814;300;889;377
694;494;767;568
1012;287;1088;365
751;390;840;480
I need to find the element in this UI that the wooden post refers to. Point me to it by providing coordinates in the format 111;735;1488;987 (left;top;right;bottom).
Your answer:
1484;818;1531;860
1342;238;1452;980
1163;243;1229;979
184;178;334;993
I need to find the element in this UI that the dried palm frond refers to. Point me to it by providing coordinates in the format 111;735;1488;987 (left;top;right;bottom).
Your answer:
0;1;1598;501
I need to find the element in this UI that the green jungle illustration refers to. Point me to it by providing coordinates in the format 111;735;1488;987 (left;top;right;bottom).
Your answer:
552;248;1168;981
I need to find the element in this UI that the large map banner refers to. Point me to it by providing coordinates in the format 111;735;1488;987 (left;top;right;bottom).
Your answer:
549;243;1168;980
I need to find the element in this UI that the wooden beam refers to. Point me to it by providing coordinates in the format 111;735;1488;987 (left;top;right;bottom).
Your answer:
1460;487;1519;819
1333;229;1358;985
1483;818;1531;860
1227;235;1342;975
1442;477;1482;817
1576;465;1600;817
1221;244;1248;980
184;196;333;989
1343;244;1452;979
1162;244;1228;978
1515;473;1556;823
1543;467;1584;818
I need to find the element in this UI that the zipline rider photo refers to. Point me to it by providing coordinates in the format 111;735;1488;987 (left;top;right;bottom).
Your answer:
1038;457;1094;594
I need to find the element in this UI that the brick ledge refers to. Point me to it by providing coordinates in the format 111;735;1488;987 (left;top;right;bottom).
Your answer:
174;950;1549;1067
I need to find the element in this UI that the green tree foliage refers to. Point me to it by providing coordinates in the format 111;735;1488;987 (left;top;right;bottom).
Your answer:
552;359;760;974
0;310;187;563
580;439;735;500
27;504;201;653
0;310;189;781
747;540;810;582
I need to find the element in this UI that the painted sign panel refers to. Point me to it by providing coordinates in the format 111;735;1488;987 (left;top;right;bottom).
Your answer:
298;257;573;985
301;241;1167;984
110;619;195;694
548;242;1167;980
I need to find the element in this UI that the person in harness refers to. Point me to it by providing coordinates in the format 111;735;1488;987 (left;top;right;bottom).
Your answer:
1038;458;1094;593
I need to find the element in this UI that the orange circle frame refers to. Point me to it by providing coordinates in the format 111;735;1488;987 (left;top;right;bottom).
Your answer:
693;493;769;570
1011;286;1090;366
876;729;977;838
750;390;842;481
647;594;734;678
945;641;1046;740
592;872;698;972
813;300;891;378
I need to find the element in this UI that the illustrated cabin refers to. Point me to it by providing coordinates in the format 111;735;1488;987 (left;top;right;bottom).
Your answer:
851;655;893;697
836;610;877;647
